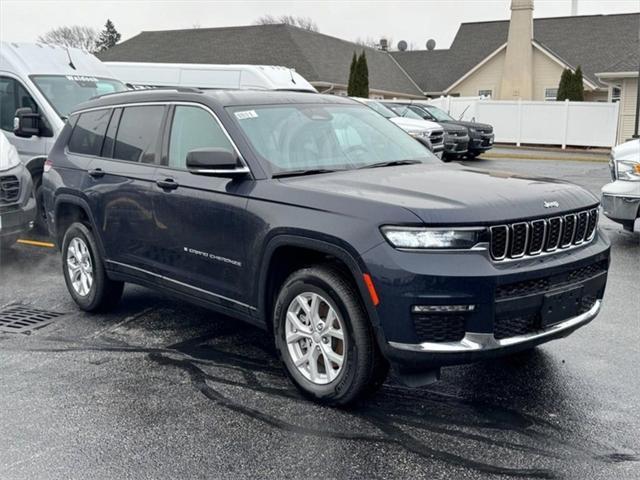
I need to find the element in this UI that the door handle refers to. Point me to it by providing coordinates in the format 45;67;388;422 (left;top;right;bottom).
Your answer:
88;168;105;178
156;178;179;190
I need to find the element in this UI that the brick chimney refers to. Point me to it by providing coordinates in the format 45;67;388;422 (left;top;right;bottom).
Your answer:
499;0;534;100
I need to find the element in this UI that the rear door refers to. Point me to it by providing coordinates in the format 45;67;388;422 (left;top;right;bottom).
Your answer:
149;103;253;311
80;104;166;271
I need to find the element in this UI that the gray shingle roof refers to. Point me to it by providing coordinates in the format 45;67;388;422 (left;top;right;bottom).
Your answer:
98;24;424;97
392;12;640;93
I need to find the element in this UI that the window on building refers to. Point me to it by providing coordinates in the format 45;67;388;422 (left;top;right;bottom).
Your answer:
68;109;111;156
478;89;492;98
544;88;559;101
612;86;621;103
168;106;234;169
113;106;165;163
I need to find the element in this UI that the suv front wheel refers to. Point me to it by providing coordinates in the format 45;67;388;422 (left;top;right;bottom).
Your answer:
62;222;124;312
274;266;387;406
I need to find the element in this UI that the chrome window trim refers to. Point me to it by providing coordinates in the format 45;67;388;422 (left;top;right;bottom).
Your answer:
105;259;256;310
72;101;252;175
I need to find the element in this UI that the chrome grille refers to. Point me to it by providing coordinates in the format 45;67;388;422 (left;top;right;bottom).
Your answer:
0;175;20;204
429;130;444;145
490;208;598;261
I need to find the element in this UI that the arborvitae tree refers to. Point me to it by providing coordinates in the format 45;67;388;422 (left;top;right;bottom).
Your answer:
556;68;572;101
95;19;121;52
347;52;357;96
571;65;585;101
357;51;369;98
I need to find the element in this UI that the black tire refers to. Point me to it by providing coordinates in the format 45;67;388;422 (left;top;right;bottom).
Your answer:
33;178;47;234
273;265;388;406
61;222;124;312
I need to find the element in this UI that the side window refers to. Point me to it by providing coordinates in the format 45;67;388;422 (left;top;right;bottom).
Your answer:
113;106;165;163
101;108;122;158
168;106;234;169
68;109;111;156
0;76;38;132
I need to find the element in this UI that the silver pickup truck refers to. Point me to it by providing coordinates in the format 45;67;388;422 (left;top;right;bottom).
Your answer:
601;139;640;232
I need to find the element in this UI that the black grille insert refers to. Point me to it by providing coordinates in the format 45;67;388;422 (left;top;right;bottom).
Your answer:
490;207;598;261
0;175;20;204
413;314;466;343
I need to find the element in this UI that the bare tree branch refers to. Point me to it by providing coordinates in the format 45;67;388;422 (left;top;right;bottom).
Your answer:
254;15;318;32
38;25;98;51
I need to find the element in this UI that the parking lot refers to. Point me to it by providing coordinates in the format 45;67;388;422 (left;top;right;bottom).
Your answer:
0;156;638;480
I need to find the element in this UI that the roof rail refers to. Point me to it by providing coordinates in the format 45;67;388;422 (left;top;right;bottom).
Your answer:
91;85;203;100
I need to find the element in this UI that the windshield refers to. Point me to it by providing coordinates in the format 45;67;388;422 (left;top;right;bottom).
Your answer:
424;105;455;121
385;104;424;120
229;103;436;175
361;100;396;119
30;75;126;119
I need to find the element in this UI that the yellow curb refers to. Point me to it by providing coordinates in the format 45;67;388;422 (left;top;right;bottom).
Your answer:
480;152;608;163
17;239;55;248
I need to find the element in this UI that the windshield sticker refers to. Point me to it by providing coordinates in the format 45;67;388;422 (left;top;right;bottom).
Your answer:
66;75;98;87
235;110;258;120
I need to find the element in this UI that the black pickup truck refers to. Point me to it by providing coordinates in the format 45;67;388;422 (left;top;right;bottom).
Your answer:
43;89;609;405
390;102;495;159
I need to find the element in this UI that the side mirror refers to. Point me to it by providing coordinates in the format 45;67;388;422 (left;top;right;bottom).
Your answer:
13;107;41;138
415;136;433;152
186;148;249;177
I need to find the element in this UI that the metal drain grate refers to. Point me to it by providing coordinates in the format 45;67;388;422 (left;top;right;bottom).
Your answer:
0;305;64;334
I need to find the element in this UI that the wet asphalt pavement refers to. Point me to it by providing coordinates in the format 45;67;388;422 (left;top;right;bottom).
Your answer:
0;157;638;480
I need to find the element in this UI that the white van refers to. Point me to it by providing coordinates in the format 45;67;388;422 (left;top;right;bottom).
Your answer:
0;42;127;229
103;62;317;93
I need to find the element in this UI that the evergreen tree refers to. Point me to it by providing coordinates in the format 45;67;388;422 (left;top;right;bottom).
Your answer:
556;68;572;101
347;52;357;96
95;19;121;52
571;65;584;101
357;51;369;98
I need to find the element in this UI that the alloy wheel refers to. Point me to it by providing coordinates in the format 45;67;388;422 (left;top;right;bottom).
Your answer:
66;237;94;297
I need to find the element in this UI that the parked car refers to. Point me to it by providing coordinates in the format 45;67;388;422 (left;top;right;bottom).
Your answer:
382;102;469;160
601;138;640;232
104;62;317;93
44;90;610;405
0;131;35;249
0;41;127;230
351;98;444;157
392;102;494;159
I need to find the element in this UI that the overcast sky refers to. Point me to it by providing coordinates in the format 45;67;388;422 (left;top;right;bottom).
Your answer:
1;0;638;50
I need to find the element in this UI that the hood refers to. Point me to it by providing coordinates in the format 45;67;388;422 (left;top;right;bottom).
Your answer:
278;163;598;225
613;138;639;162
440;123;467;134
448;120;493;133
390;117;442;132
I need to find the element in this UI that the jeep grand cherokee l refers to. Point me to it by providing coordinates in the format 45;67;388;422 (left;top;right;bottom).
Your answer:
43;90;610;405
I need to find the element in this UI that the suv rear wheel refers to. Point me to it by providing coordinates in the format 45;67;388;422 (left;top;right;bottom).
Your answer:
62;222;124;312
273;266;387;406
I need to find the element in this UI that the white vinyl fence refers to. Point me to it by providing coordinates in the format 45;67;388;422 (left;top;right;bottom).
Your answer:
422;96;620;148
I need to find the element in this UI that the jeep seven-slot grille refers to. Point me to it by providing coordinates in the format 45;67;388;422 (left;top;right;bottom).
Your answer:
489;208;598;261
0;175;20;204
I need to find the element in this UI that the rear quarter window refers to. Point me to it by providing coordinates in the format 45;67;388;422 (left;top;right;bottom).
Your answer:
68;109;111;156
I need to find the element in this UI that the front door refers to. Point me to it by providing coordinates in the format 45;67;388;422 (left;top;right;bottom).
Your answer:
150;104;253;310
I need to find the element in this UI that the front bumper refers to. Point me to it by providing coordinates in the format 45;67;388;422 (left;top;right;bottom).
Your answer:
362;230;610;369
469;132;494;153
443;134;469;155
0;166;36;239
601;180;640;225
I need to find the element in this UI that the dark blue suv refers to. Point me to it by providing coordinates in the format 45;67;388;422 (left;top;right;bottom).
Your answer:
43;89;610;405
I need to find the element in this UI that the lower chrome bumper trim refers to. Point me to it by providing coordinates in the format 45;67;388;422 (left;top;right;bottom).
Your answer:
388;300;601;353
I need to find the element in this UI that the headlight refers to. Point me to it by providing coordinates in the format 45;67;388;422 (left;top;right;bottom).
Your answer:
408;130;429;138
381;226;486;249
617;160;640;181
0;139;22;172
